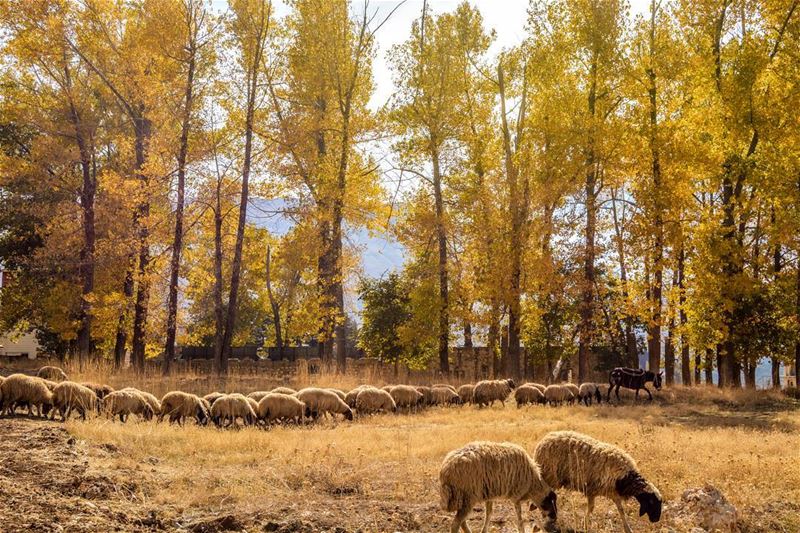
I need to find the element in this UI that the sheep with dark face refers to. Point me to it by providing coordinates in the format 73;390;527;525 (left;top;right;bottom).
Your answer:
296;387;353;421
211;393;257;427
81;382;114;400
104;390;154;422
344;385;371;408
415;386;433;406
120;387;161;414
457;384;474;405
52;381;98;421
389;385;424;410
439;441;558;533
543;384;574;406
514;385;545;407
534;431;662;533
355;387;397;415
431;386;462;406
159;391;210;426
578;383;603;406
257;393;308;425
0;374;54;417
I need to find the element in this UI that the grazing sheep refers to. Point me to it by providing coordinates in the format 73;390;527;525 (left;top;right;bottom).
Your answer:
271;386;296;395
473;379;516;408
544;384;574;406
431;386;462;406
381;385;394;393
257;393;308;425
389;385;424;410
41;379;58;391
204;391;226;405
457;384;475;405
523;382;547;394
104;390;154;422
246;396;259;417
36;366;68;382
0;374;54;417
52;381;98;421
433;383;457;393
326;388;347;401
355;387;397;415
514;385;545;407
210;393;257;427
534;431;662;533
247;391;272;403
121;387;161;414
295;387;353;421
415;385;433;406
344;385;371;408
82;382;114;399
578;383;603;406
563;383;580;403
439;441;558;533
159;391;210;426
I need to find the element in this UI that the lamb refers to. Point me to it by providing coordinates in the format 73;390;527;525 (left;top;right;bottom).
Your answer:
257;393;308;425
0;374;54;417
439;441;558;533
431;386;462;406
326;388;347;401
415;385;433;406
389;385;424;410
355;387;397;414
36;366;68;382
247;391;272;403
344;384;371;408
121;387;161;414
473;379;516;408
51;381;98;421
82;382;114;399
204;392;226;405
533;431;662;533
543;384;574;406
271;386;296;395
514;385;545;407
210;393;257;427
578;383;603;406
295;387;354;421
457;384;475;405
158;391;210;426
104;389;154;422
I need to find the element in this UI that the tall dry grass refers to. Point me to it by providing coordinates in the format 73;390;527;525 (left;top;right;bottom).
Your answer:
63;384;800;533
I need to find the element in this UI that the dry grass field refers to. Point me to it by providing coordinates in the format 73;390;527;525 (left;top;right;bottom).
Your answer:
1;369;799;532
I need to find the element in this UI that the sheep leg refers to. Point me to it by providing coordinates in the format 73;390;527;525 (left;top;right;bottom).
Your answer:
584;495;595;531
613;498;633;533
450;507;471;533
513;501;525;533
481;501;493;533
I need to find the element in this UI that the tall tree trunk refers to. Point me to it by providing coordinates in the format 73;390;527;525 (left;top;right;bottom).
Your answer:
266;245;282;359
463;320;472;381
488;303;500;378
796;173;800;390
665;272;676;387
647;2;663;377
431;145;449;375
678;245;691;385
212;184;226;376
578;57;598;383
771;207;782;388
694;350;702;386
705;347;714;385
611;191;637;367
113;253;135;368
131;115;152;373
164;27;198;375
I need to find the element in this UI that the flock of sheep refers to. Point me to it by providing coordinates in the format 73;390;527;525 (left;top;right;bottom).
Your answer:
0;367;617;427
0;367;664;532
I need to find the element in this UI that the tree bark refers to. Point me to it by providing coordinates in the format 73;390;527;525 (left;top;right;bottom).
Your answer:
578;56;598;383
266;245;283;359
705;347;714;385
431;145;449;375
678;245;691;385
212;179;226;376
131;115;152;373
164;15;198;375
488;303;499;378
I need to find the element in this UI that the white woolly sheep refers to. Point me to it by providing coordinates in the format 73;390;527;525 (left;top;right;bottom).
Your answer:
121;387;161;414
271;386;296;395
326;388;347;401
457;384;474;405
204;392;226;405
159;391;210;426
257;393;308;425
104;389;154;422
52;381;98;421
431;386;462;406
296;387;354;421
433;383;457;393
578;383;603;406
381;385;394;393
247;391;272;403
81;382;114;399
473;379;516;408
534;431;662;533
439;441;558;533
389;385;424;410
415;386;433;406
355;387;397;415
211;393;257;427
514;385;545;407
563;383;580;403
36;366;68;382
0;374;54;417
344;384;371;408
41;379;58;391
544;384;574;406
523;382;547;394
